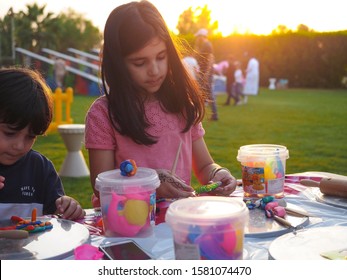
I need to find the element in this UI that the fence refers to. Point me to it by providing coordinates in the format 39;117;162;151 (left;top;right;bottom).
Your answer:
47;87;73;133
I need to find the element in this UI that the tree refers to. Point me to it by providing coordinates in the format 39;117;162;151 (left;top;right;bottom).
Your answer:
54;9;101;52
0;8;15;64
176;5;219;36
0;3;101;58
176;7;196;35
14;3;57;52
297;24;314;33
271;25;292;35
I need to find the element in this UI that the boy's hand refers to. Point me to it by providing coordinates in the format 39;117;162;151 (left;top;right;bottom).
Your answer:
156;169;196;198
55;196;85;220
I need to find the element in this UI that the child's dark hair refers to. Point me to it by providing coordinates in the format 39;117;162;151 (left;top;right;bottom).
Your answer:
102;0;206;145
0;67;53;135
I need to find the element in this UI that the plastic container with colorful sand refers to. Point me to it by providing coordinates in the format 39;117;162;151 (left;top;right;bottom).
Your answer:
237;144;289;198
165;197;248;260
95;167;160;237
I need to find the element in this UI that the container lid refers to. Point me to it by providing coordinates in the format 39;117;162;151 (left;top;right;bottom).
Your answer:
237;144;289;161
165;197;248;226
95;167;160;193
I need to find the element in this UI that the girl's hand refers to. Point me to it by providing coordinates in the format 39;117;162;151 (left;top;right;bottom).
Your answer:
209;168;237;196
156;169;196;198
0;176;4;189
55;196;85;220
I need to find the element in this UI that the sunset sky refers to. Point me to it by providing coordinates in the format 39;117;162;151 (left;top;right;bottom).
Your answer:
1;0;346;36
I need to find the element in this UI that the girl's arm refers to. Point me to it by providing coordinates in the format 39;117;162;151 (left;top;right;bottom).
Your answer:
192;137;215;183
88;149;115;198
192;137;237;196
88;149;194;200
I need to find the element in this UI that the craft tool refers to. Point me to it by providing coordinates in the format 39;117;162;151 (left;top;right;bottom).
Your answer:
195;181;222;194
300;177;347;198
171;140;182;175
0;229;29;239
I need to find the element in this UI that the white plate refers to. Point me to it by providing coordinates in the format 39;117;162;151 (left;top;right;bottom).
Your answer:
245;203;309;238
316;192;347;209
269;226;347;260
0;217;90;260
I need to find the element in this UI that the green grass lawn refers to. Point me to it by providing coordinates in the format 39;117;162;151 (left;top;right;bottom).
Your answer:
33;88;347;208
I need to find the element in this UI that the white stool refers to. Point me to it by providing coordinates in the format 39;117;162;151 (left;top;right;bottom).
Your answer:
58;124;90;177
269;78;276;90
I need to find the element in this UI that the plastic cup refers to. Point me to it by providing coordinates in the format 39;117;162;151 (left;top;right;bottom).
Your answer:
237;144;289;198
95;167;160;237
165;197;248;260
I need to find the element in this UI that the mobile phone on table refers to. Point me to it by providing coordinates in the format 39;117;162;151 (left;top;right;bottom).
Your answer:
99;241;153;260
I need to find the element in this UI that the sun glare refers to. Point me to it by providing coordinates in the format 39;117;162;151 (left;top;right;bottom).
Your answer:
1;0;346;37
160;2;280;36
158;0;347;36
205;3;288;36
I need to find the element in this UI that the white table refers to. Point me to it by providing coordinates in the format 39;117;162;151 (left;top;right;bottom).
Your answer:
86;172;347;260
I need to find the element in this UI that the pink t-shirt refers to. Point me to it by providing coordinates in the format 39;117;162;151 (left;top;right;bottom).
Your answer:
85;96;205;184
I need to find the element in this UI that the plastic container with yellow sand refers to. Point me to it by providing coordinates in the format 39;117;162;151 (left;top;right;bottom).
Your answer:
237;144;289;198
165;197;248;260
95;167;160;237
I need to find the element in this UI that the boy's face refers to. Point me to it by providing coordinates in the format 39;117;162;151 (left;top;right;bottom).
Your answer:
125;36;168;96
0;124;36;165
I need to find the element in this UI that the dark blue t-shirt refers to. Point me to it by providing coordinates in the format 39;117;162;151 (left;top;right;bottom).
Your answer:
0;149;64;217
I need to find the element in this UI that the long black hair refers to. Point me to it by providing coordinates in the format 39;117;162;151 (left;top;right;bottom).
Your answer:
0;67;53;135
102;0;206;145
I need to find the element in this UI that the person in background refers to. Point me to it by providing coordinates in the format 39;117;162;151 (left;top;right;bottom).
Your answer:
243;51;260;104
224;54;236;105
194;28;219;121
0;67;85;220
181;40;199;80
233;61;245;105
182;53;199;81
53;57;67;89
85;1;237;207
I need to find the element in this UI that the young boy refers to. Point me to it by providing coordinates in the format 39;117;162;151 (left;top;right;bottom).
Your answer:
0;67;85;220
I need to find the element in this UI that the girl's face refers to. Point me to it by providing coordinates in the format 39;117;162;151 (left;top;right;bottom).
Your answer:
0;124;36;165
125;37;168;96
